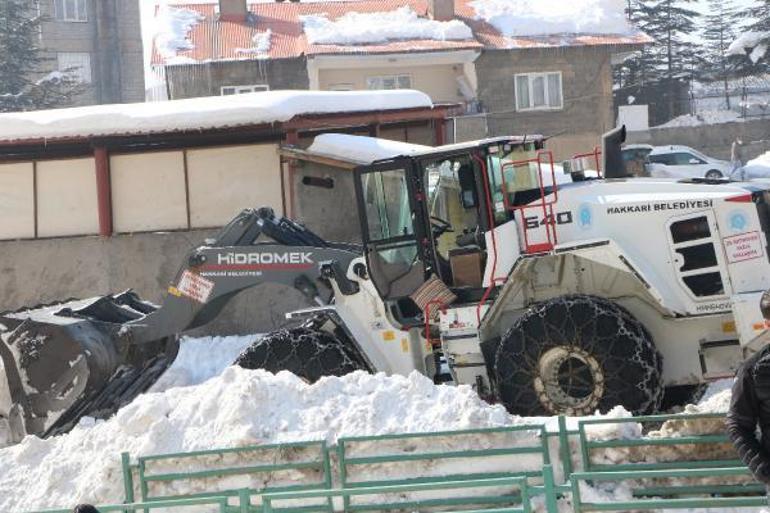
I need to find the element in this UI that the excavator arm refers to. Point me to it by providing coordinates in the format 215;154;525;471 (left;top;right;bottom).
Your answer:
0;208;360;441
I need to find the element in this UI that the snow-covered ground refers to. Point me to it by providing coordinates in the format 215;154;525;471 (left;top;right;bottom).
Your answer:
656;110;743;128
0;333;744;512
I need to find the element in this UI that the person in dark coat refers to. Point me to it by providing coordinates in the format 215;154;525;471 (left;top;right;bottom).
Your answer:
727;290;770;487
73;505;100;513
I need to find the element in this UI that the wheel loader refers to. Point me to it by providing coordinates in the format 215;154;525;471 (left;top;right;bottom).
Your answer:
3;128;770;443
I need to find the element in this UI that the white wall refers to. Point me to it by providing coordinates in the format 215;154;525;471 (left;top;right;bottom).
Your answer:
1;143;285;239
186;144;282;227
0;162;34;240
37;158;99;238
110;151;188;233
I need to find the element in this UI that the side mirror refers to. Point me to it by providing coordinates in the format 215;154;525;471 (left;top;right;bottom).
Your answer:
689;158;700;165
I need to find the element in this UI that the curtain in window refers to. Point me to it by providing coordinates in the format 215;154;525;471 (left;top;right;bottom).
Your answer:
547;73;562;108
516;75;529;110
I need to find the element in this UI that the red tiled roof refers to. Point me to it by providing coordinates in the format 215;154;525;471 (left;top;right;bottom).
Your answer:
152;0;650;65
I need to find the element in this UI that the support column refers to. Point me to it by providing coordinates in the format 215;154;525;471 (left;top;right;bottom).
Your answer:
368;123;381;138
284;130;299;218
94;146;113;237
434;118;446;146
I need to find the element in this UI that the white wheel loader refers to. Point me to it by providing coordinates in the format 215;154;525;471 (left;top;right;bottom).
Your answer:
3;127;770;443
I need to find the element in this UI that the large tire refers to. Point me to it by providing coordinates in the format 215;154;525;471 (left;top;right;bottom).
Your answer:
234;323;368;383
494;295;663;416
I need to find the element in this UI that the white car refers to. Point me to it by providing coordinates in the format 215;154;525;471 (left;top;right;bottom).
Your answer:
646;145;732;180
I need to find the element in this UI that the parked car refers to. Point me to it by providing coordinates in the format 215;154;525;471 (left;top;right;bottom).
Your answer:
621;144;654;177
646;145;731;180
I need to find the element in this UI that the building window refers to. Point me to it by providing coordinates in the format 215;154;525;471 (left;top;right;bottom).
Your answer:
54;0;88;22
366;75;412;90
515;72;563;111
328;83;355;91
220;85;269;95
57;52;91;83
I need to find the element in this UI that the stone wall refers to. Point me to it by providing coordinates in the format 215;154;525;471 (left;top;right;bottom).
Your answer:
466;47;615;160
167;58;310;99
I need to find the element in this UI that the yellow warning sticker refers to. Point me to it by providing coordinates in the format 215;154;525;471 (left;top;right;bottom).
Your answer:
382;330;396;341
401;339;409;353
722;321;736;333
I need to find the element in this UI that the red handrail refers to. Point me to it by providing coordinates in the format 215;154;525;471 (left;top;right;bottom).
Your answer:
476;277;507;324
499;150;558;254
571;146;602;177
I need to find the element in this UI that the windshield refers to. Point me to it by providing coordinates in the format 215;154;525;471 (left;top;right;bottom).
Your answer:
486;143;539;225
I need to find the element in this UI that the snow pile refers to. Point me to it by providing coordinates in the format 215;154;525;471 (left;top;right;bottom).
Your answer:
307;134;431;164
728;32;770;64
745;151;770;176
470;0;635;37
154;6;202;61
150;334;259;392
0;89;433;142
0;369;516;511
656;110;742;128
236;30;272;56
301;6;473;45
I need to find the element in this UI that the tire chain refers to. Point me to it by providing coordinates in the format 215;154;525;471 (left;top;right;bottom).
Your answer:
495;294;663;416
234;322;368;383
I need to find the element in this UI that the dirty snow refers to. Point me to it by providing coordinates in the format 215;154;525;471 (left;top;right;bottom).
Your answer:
0;90;433;143
470;0;635;37
300;6;473;45
307;134;431;164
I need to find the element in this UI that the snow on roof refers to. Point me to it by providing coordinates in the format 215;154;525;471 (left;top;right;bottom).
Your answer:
0;90;433;144
300;6;473;45
153;0;648;64
655;110;742;129
307;134;431;164
728;31;770;64
470;0;636;38
154;5;203;60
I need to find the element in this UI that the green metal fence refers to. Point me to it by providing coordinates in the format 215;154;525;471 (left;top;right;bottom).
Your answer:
29;410;770;513
571;467;766;512
261;476;532;513
337;424;550;488
121;440;331;505
30;496;231;513
577;412;740;472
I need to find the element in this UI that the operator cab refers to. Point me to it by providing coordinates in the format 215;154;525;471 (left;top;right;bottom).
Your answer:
354;136;548;324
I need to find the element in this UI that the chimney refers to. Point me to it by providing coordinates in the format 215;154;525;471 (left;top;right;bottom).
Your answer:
428;0;454;22
219;0;248;22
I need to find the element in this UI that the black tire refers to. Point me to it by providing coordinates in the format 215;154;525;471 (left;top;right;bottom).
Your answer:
660;384;708;412
494;294;663;416
705;170;723;180
234;324;368;383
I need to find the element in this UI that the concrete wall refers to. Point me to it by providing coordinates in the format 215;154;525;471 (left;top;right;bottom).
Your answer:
318;64;466;104
474;47;614;160
167;58;310;99
0;231;309;336
626;118;770;161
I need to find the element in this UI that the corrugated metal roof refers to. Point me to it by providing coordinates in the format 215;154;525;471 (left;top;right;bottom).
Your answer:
152;0;651;65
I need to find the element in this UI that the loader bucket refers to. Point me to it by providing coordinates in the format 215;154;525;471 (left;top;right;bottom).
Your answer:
0;291;178;441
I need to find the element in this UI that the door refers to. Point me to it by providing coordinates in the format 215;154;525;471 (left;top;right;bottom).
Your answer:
355;161;428;301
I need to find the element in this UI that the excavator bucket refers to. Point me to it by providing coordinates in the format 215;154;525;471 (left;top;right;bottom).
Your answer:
0;291;178;441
